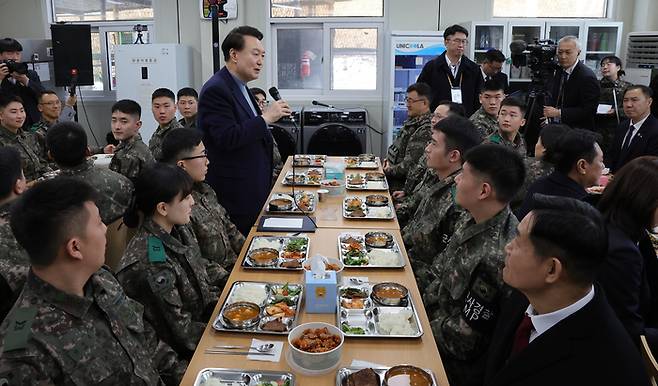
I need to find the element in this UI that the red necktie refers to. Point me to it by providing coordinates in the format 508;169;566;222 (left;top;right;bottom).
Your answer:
511;314;534;355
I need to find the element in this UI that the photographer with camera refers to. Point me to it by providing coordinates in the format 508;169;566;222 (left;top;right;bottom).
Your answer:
543;36;600;131
0;38;45;129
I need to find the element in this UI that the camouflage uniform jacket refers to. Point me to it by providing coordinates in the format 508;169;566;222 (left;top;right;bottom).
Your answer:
272;137;283;186
512;157;554;212
402;153;428;195
148;119;182;161
178;116;197;129
386;111;433;181
422;206;518;386
59;159;134;224
0;125;50;181
0;202;29;321
483;130;527;158
599;78;631;120
402;170;468;277
469;106;499;138
117;218;221;357
0;268;187;386
396;168;440;228
191;182;245;271
110;133;156;182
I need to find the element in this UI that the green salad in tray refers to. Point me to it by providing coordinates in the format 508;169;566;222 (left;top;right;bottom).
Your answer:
284;238;308;252
341;322;366;335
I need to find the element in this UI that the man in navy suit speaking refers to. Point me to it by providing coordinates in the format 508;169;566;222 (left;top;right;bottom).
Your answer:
198;26;291;235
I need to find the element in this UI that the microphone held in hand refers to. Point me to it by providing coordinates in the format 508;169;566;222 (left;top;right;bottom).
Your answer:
268;86;281;101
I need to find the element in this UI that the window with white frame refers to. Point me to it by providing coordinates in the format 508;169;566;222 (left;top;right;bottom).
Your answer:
493;0;608;18
270;0;383;95
51;0;153;22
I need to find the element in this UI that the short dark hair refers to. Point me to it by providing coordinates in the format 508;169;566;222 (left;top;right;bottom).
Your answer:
437;100;466;117
553;129;599;174
162;128;203;163
500;97;526;115
112;99;141;119
624;84;653;99
434;115;483;160
177;87;198;100
0;94;23;109
464;144;526;203
10;177;97;267
484;49;505;63
0;147;23;200
480;79;505;94
151;88;175;102
598;156;658;240
46;122;88;168
407;82;432;101
126;163;193;226
38;90;59;102
221;26;263;61
444;24;469;39
539;124;571;164
0;38;23;53
250;87;266;99
529;194;608;286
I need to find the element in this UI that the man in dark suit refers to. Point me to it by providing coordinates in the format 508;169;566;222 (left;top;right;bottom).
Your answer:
606;85;658;173
480;49;508;92
197;26;290;235
0;38;45;129
418;24;482;117
485;195;649;386
543;36;600;131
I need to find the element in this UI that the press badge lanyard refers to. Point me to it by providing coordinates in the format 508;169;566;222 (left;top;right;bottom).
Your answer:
447;73;463;104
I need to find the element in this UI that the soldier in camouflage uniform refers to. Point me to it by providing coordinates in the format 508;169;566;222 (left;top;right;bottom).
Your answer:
109;99;156;182
29;90;76;167
597;56;632;153
469;79;505;138
47;122;134;225
422;145;525;386
0;95;50;181
149;88;182;161
402;116;482;276
0;178;186;385
176;87;198;129
395;168;439;228
385;83;434;191
0;147;29;322
483;97;528;158
117;164;223;359
162;128;245;271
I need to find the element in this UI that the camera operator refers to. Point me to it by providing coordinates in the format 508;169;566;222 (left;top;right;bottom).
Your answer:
543;36;600;131
0;38;45;129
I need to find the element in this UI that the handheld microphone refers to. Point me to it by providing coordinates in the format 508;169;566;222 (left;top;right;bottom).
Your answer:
69;68;78;96
311;100;336;109
268;86;281;101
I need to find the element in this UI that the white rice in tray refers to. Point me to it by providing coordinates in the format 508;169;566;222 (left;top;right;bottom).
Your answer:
377;310;417;335
230;284;268;305
367;249;401;266
367;206;392;218
250;238;281;250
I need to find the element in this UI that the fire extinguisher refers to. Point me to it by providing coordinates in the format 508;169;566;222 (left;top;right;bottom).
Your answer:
300;52;311;79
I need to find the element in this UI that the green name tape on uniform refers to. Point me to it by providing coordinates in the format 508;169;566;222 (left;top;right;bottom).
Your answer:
489;133;502;144
3;307;37;352
147;236;166;263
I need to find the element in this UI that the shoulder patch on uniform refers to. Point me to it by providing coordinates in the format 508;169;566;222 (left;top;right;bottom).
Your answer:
3;307;37;352
147;236;167;263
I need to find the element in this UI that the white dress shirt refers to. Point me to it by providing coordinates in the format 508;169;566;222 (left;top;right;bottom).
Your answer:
625;113;650;147
445;54;462;78
525;285;595;343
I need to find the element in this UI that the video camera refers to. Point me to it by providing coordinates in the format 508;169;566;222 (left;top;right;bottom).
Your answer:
1;59;28;75
509;39;560;88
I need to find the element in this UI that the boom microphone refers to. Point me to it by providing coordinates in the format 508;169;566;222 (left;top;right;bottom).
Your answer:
268;86;281;101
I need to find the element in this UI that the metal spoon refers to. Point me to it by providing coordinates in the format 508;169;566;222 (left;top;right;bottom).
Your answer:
211;343;275;352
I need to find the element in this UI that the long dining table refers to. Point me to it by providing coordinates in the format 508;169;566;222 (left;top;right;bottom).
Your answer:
180;156;449;385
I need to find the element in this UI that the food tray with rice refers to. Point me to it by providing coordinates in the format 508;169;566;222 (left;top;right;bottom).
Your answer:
212;281;304;335
342;195;395;220
282;168;324;186
345;172;388;191
336;282;423;338
336;366;439;386
344;154;379;170
293;154;327;167
242;236;310;270
266;191;316;214
337;232;405;268
194;368;295;386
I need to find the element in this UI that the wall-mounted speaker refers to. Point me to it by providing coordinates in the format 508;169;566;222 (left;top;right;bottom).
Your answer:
50;24;94;87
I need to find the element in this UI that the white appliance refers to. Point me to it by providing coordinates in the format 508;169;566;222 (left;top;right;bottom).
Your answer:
115;44;193;142
385;31;445;149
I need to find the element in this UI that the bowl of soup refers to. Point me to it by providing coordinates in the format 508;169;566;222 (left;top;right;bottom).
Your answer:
222;301;261;329
248;248;279;267
383;365;433;386
371;282;409;306
269;197;294;211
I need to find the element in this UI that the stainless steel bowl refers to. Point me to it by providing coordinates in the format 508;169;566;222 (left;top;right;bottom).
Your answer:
221;301;261;329
269;197;294;211
247;247;279;267
365;231;394;248
383;365;432;386
365;194;389;207
371;282;409;306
